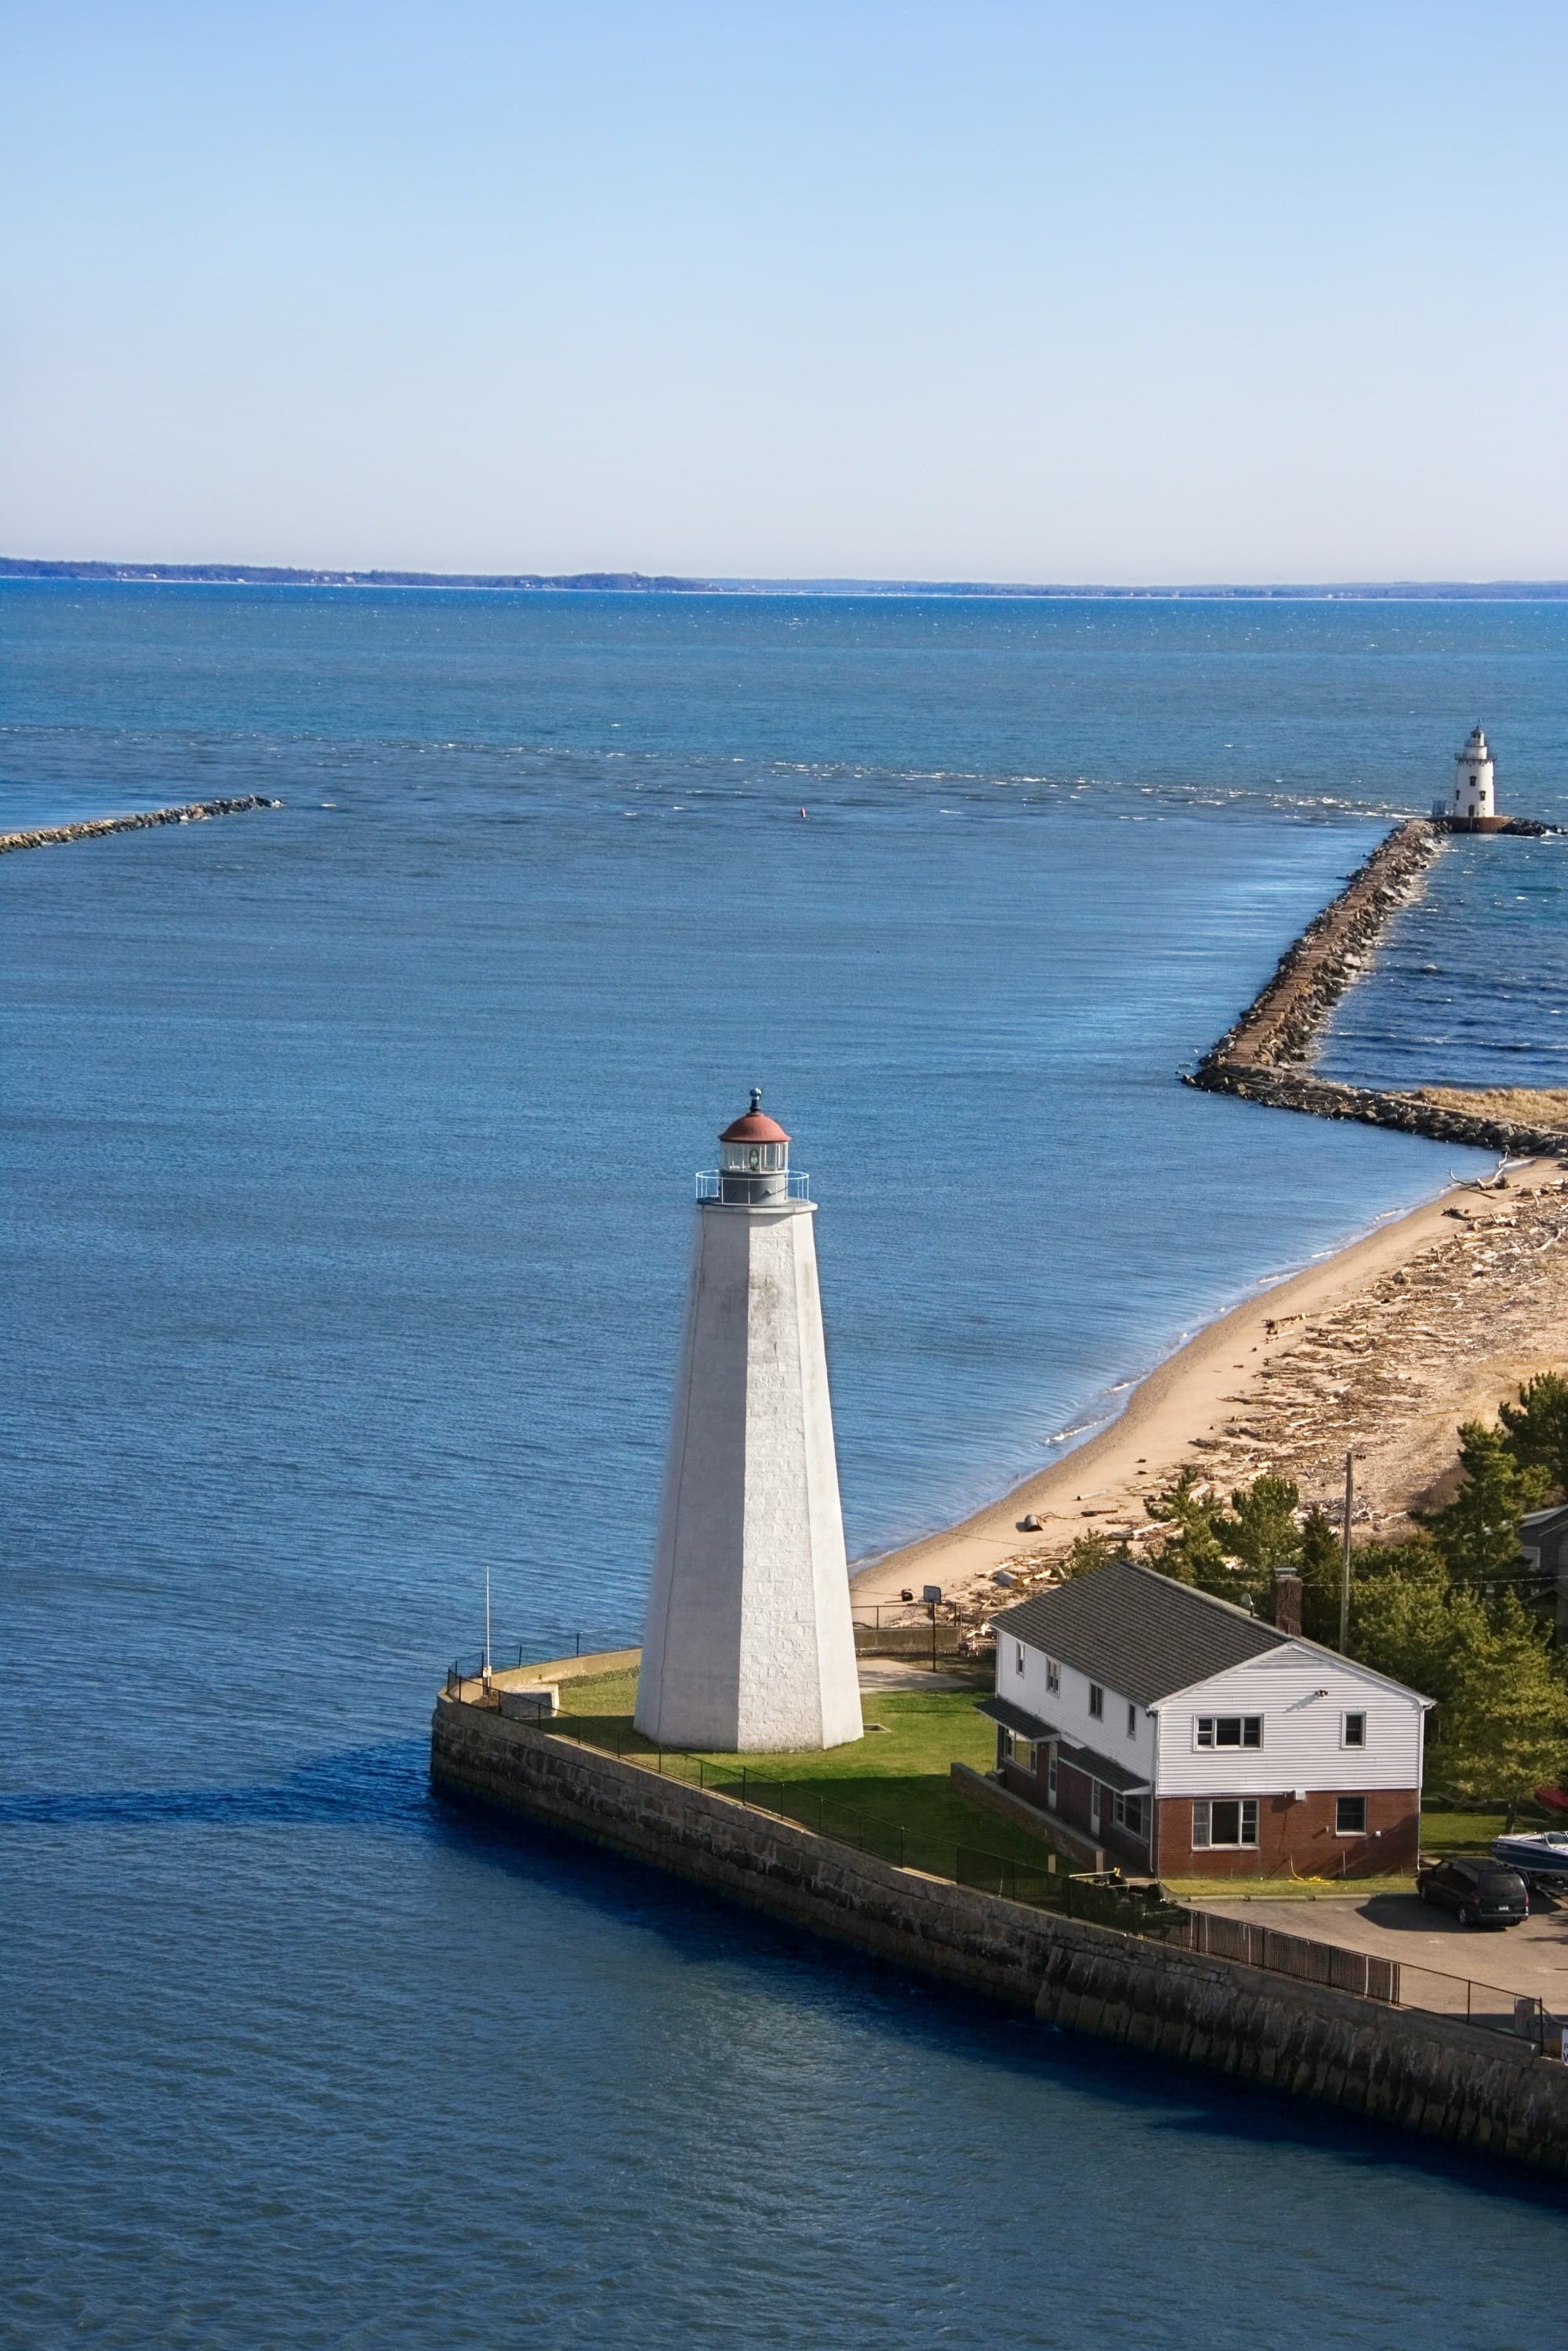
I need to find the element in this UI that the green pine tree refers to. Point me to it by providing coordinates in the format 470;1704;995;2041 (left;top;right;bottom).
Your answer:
1299;1506;1342;1645
1497;1370;1568;1500
1216;1474;1303;1610
1144;1468;1227;1590
1062;1528;1115;1579
1421;1422;1553;1582
1432;1593;1568;1810
1347;1547;1468;1709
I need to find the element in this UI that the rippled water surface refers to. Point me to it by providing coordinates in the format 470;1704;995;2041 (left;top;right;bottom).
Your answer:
1321;831;1568;1090
3;587;1566;2346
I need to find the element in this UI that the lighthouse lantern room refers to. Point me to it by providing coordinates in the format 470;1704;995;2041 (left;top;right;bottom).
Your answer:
717;1088;791;1204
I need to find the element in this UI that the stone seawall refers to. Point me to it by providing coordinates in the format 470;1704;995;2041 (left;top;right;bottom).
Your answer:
1187;819;1568;1159
0;795;281;857
431;1698;1568;2174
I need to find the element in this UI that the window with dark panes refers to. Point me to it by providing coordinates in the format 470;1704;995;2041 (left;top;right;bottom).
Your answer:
1192;1798;1258;1848
1195;1716;1261;1749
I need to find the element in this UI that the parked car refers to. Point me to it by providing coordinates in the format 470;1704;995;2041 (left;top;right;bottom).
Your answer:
1417;1856;1529;1928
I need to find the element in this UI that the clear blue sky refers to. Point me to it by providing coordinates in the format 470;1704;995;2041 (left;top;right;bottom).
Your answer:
3;1;1565;580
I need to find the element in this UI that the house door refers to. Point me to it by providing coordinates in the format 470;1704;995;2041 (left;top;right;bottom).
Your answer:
1090;1782;1103;1837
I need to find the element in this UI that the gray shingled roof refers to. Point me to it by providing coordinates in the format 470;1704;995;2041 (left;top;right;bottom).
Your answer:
990;1558;1287;1707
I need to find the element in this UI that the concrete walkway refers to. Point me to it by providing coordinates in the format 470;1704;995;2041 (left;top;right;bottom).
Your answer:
856;1659;979;1692
1200;1888;1568;2012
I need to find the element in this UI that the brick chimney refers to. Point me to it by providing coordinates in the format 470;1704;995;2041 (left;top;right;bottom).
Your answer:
1270;1572;1304;1638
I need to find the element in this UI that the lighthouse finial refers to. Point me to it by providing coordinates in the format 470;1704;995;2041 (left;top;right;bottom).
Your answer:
749;1086;763;1112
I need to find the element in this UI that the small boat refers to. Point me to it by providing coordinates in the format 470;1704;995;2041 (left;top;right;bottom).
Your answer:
1491;1830;1568;1879
1534;1783;1568;1814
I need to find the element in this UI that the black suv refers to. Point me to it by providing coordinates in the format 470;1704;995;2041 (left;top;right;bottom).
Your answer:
1417;1856;1529;1928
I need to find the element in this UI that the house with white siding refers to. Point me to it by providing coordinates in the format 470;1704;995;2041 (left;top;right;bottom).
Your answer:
982;1559;1431;1878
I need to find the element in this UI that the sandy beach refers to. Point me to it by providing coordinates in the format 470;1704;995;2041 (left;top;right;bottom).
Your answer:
855;1161;1568;1613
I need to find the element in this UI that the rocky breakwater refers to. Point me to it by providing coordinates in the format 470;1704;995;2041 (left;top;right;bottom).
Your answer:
0;795;281;857
1188;819;1568;1159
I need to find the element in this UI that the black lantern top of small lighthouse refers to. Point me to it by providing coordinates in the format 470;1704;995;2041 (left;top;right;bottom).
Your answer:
717;1088;791;1205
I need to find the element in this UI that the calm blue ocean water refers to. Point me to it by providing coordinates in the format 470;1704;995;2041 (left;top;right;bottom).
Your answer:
2;585;1566;2345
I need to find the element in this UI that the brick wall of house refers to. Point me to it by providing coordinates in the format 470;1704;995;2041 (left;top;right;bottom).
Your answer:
1153;1786;1418;1878
996;1741;1151;1866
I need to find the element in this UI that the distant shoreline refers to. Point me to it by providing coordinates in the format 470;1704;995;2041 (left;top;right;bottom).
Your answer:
4;558;1568;601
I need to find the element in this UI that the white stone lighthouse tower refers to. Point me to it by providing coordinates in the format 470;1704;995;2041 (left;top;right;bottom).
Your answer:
1433;725;1496;822
633;1091;863;1753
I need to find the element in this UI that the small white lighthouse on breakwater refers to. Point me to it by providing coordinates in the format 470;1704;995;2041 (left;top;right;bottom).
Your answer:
634;1091;863;1753
1433;725;1497;823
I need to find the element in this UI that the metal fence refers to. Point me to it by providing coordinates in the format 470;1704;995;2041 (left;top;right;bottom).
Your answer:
1179;1909;1399;2001
1178;1907;1552;2051
445;1633;641;1694
1387;1961;1548;2050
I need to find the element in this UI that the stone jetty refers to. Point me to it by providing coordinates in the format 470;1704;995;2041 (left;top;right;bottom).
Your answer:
432;1686;1568;2178
0;794;281;858
1188;819;1568;1160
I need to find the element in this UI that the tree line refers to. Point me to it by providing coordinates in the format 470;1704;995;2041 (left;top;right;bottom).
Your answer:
1064;1372;1568;1816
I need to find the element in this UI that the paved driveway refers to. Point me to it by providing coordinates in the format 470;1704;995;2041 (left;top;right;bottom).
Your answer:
1199;1887;1568;2019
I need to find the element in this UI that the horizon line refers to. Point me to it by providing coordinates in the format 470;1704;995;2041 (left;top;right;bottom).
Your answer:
4;555;1568;601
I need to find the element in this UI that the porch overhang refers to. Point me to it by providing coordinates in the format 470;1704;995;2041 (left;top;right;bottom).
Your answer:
975;1695;1062;1744
975;1698;1151;1796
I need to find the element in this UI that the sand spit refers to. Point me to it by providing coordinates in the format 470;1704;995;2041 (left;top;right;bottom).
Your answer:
855;1165;1568;1612
1417;1088;1568;1137
0;796;281;856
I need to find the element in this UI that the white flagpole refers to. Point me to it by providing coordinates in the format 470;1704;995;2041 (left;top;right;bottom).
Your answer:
483;1564;493;1691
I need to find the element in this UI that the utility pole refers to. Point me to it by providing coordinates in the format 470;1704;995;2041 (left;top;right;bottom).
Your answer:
483;1564;493;1694
1338;1452;1354;1652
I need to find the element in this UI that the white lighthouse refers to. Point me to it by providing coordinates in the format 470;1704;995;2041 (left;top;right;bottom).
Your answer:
1433;725;1496;823
633;1091;863;1753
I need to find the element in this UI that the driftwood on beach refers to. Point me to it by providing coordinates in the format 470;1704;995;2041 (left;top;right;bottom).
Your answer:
0;794;281;858
1187;818;1568;1160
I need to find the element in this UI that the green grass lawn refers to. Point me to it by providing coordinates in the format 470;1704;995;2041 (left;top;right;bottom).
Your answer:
539;1673;1548;1895
1418;1804;1559;1858
545;1670;1077;1877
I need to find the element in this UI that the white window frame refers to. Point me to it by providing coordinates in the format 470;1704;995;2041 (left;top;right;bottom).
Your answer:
1192;1798;1259;1850
1045;1656;1061;1695
1125;1700;1138;1740
1087;1682;1104;1721
1194;1715;1262;1751
1113;1790;1148;1840
1007;1733;1036;1775
1341;1711;1367;1750
1013;1641;1025;1677
1335;1795;1367;1837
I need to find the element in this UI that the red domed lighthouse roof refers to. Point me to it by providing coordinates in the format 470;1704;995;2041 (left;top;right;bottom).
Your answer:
720;1088;790;1145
